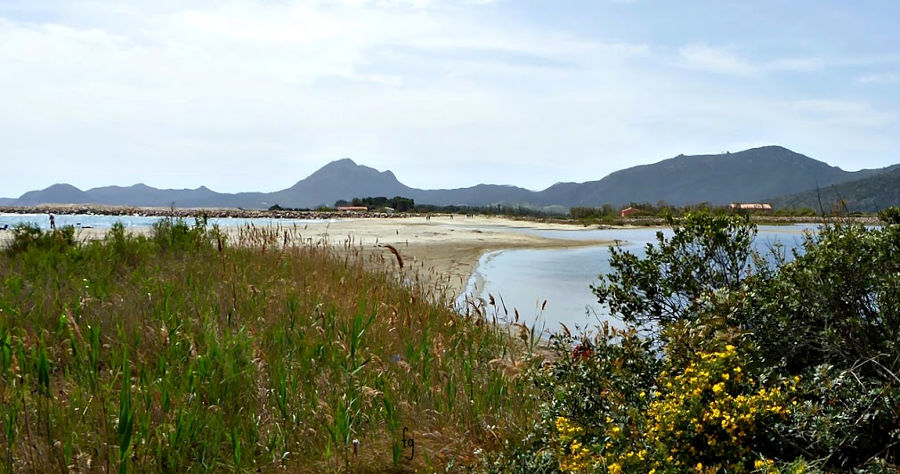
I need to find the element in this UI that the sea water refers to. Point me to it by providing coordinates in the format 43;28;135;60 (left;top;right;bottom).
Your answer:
0;213;335;230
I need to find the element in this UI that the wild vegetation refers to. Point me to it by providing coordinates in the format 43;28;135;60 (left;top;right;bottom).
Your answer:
485;209;900;473
570;202;819;224
0;220;538;472
3;208;898;473
335;197;417;212
770;167;900;213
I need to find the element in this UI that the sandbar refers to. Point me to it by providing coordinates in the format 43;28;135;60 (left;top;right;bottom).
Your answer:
0;215;612;298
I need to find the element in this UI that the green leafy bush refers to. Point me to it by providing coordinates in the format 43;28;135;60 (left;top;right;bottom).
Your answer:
490;208;900;472
592;213;757;329
6;223;76;255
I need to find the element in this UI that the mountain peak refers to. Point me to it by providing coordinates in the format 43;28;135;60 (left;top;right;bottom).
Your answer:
15;183;87;205
44;183;84;193
746;145;792;153
274;157;410;208
325;158;358;168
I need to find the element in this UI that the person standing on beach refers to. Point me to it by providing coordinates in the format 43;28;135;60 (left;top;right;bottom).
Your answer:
49;214;56;230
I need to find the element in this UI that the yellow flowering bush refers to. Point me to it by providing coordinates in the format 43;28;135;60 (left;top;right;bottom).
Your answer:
636;344;796;471
554;416;595;472
548;342;797;473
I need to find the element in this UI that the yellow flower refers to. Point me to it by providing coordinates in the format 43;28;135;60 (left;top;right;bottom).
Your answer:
608;462;622;474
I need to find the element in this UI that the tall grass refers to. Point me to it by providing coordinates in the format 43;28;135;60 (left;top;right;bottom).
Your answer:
0;221;539;472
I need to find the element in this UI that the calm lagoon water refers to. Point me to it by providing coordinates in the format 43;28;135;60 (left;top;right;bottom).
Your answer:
458;224;817;335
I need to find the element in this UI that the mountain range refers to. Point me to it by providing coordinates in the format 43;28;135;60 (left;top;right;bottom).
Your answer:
3;146;898;210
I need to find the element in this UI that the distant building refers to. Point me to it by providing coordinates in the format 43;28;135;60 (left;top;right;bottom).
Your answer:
730;203;773;211
620;207;640;217
337;206;368;212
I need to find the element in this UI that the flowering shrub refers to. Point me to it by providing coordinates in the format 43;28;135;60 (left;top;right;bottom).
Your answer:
636;344;794;472
548;343;795;473
485;211;900;473
554;416;592;472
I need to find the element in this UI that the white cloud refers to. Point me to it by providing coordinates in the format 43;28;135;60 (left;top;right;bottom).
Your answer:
0;1;637;194
0;1;897;196
674;45;892;76
790;99;896;128
857;72;900;84
677;44;758;76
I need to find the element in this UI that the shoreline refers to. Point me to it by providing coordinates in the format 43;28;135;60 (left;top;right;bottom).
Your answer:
296;215;613;299
2;211;869;302
0;214;614;299
1;204;883;226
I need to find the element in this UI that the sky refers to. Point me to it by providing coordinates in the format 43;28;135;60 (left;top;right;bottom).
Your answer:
2;0;900;197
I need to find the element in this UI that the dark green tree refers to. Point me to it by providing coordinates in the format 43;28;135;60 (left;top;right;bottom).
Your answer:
592;213;757;329
591;210;900;468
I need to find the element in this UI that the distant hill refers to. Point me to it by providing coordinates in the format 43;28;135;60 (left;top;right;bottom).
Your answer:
266;158;413;209
15;184;88;206
770;165;900;212
533;146;884;207
5;146;898;210
411;184;539;208
4;158;538;209
12;182;232;208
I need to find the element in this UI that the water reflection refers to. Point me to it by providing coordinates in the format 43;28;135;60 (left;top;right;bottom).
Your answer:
459;224;817;335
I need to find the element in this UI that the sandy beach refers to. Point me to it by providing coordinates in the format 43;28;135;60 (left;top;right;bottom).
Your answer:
0;215;611;298
311;215;612;298
222;215;612;299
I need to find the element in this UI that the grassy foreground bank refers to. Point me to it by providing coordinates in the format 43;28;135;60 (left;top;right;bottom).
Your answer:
0;221;538;472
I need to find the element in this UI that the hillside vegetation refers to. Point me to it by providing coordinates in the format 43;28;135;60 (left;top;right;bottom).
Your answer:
533;146;879;207
771;166;900;213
